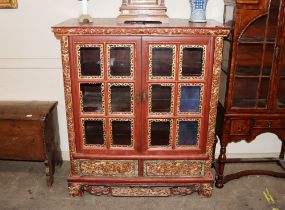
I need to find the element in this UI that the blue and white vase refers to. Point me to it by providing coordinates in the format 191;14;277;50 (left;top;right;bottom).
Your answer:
189;0;208;23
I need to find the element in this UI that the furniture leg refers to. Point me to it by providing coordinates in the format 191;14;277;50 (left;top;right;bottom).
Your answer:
44;156;55;187
54;149;63;166
215;142;227;188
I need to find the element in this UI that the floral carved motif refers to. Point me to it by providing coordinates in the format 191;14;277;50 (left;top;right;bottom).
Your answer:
67;184;213;197
53;27;229;37
60;36;78;176
68;183;83;197
112;187;171;197
144;160;205;177
204;37;224;176
199;183;213;197
172;186;199;196
79;160;138;177
82;185;110;196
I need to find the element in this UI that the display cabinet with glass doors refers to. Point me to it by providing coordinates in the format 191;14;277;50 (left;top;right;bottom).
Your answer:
53;19;229;196
216;0;285;188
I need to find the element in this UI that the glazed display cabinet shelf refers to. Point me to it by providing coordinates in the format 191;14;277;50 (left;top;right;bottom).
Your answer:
53;18;229;197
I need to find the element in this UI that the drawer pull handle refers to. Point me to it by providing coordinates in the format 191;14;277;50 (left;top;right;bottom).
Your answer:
267;122;272;128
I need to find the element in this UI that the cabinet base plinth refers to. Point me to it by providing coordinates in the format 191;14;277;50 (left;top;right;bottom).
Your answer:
68;183;213;197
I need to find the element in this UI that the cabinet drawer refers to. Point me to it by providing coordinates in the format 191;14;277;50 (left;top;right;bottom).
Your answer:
78;160;138;177
230;119;251;135
143;160;205;178
253;119;285;128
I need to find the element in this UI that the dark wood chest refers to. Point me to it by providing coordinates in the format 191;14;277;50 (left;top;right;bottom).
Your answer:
0;101;62;186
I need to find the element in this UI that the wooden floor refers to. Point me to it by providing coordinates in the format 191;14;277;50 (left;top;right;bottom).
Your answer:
0;160;284;210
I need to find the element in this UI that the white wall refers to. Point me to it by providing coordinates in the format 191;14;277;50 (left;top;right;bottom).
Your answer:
0;0;281;160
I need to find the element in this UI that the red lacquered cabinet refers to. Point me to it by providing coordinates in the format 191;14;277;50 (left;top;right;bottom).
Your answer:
53;19;229;197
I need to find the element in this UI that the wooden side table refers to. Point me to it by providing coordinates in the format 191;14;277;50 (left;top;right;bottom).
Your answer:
0;101;63;186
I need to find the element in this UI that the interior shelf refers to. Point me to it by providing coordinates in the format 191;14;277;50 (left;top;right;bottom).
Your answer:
238;37;275;44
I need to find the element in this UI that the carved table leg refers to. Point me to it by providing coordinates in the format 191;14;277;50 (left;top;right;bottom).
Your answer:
68;183;84;196
198;183;213;197
215;142;227;188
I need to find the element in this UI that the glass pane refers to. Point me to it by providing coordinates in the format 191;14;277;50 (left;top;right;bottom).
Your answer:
80;84;103;113
84;120;104;145
151;85;172;113
150;121;171;146
257;78;270;108
232;78;259;107
277;51;285;109
111;120;132;146
177;120;199;146
151;47;174;77
109;46;132;77
277;78;285;108
236;44;263;76
267;0;280;41
110;85;132;113
179;85;201;113
241;16;267;42
181;47;204;78
262;44;274;76
80;47;102;77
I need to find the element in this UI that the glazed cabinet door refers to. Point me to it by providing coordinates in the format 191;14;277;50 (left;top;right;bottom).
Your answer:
276;0;285;111
70;36;142;155
276;35;285;110
141;36;212;155
230;0;281;111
